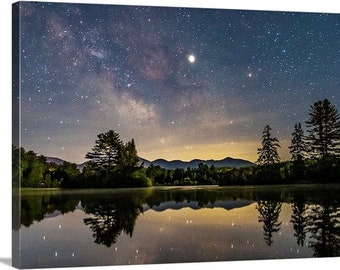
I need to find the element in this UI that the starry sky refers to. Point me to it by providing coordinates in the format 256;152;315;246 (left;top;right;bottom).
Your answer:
18;1;340;164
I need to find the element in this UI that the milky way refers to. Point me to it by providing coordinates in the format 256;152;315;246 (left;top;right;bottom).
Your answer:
17;1;340;163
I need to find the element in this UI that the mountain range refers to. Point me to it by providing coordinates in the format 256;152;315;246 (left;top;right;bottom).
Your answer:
45;156;88;171
140;157;254;169
46;156;254;171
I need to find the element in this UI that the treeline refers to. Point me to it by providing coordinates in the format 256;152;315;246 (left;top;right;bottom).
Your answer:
13;145;340;188
146;163;224;186
249;98;340;184
147;98;340;185
13;98;340;188
256;99;340;168
12;130;152;188
145;159;340;186
12;145;81;188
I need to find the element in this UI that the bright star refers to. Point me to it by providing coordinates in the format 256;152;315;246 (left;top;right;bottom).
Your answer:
188;54;195;63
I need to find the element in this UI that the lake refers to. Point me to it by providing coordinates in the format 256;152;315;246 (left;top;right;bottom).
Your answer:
15;185;340;268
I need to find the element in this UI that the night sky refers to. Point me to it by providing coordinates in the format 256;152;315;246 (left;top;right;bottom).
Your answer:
19;1;340;164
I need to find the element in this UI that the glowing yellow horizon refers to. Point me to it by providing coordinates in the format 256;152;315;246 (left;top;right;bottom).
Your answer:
139;140;291;163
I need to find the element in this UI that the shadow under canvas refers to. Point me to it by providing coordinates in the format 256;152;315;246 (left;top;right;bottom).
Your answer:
0;258;12;267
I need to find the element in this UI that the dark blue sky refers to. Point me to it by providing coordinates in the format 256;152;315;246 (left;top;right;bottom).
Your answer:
19;1;340;163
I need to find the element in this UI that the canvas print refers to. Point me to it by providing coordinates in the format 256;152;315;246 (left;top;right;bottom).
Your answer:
12;1;340;269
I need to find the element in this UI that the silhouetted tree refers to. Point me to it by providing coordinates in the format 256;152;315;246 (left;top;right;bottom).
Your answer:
289;123;308;181
85;130;123;173
84;130;150;187
58;161;81;188
257;125;281;166
118;138;141;174
289;123;307;163
306;99;340;162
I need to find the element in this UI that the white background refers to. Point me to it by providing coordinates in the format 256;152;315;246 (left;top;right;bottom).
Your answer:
1;0;340;269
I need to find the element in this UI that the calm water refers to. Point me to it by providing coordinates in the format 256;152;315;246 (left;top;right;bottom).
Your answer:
15;185;340;268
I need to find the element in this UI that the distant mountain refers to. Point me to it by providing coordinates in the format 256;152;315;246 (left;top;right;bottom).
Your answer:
45;156;254;172
46;156;87;171
140;157;254;170
46;156;65;165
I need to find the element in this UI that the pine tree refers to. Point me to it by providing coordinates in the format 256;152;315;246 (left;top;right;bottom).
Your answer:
289;123;307;162
306;99;340;161
85;130;123;172
257;124;281;166
118;138;141;172
85;131;148;187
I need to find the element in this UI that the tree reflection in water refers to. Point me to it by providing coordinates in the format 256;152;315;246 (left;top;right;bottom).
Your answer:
83;198;144;247
288;191;340;257
18;186;340;257
256;200;282;246
290;200;309;247
305;203;340;257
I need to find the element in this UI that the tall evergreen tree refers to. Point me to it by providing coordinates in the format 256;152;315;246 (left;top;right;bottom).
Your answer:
289;123;307;162
257;125;281;166
306;99;340;161
118;138;141;173
85;130;123;173
85;130;149;187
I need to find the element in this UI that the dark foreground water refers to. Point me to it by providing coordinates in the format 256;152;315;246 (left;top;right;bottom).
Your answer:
15;185;340;268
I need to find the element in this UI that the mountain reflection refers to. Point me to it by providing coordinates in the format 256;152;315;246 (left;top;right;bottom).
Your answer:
18;186;340;255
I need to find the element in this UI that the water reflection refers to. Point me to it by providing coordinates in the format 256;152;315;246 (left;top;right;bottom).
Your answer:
18;186;340;258
291;200;308;247
82;192;146;247
306;203;340;257
256;200;282;246
19;191;80;228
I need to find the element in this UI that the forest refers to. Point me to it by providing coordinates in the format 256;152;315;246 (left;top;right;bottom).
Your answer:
13;98;340;188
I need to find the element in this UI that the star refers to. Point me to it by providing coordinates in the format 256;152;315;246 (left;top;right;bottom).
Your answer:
17;2;340;164
188;54;196;63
